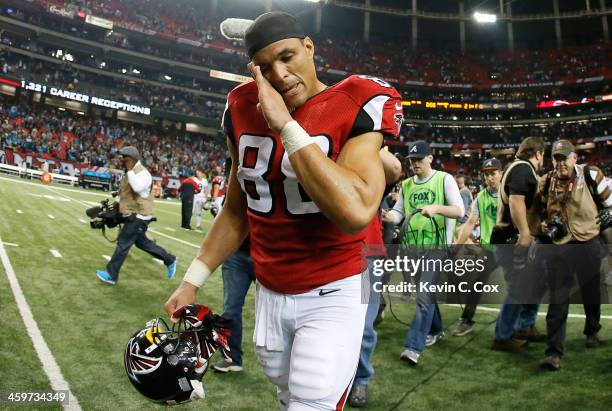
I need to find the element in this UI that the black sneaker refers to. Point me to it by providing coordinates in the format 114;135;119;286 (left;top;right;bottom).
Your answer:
452;319;474;337
540;355;561;371
348;384;368;407
213;358;243;373
585;333;601;348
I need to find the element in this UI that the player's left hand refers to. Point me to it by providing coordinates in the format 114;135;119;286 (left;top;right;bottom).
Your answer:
248;62;293;133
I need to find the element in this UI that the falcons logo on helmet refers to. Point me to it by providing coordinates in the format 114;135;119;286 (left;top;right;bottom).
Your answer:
125;335;163;383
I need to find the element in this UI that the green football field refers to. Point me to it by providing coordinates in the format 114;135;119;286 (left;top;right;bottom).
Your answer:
0;174;610;411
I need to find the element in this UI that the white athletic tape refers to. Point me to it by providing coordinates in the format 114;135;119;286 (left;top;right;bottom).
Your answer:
183;258;212;288
279;121;313;156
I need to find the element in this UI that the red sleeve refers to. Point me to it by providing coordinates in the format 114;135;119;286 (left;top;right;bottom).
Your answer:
191;179;201;192
339;75;404;139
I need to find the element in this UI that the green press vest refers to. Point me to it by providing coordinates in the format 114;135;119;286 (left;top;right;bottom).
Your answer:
477;188;498;246
401;170;455;247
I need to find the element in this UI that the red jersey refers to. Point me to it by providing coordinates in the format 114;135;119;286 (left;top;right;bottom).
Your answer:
363;214;386;258
179;177;200;193
225;75;402;294
211;175;226;197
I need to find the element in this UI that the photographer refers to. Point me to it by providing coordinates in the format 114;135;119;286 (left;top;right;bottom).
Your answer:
95;146;177;285
538;140;611;371
492;137;546;353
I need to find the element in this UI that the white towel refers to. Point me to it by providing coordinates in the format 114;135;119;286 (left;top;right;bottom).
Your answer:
253;282;285;351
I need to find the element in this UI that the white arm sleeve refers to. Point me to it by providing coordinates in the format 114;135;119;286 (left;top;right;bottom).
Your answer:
444;174;465;217
387;187;406;224
127;168;152;198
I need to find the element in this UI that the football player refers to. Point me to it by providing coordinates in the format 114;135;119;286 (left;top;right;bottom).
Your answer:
165;11;403;410
193;168;209;230
210;171;226;211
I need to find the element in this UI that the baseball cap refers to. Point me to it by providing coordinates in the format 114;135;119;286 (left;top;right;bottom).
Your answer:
551;140;575;157
481;158;502;171
118;146;140;161
407;140;432;159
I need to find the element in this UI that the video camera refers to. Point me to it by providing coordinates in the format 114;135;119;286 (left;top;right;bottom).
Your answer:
85;192;122;230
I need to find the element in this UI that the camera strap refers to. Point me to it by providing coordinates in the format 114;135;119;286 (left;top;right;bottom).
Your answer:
583;165;604;211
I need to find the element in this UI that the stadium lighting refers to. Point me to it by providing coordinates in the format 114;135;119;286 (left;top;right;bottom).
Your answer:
474;12;497;23
164;75;172;81
132;69;140;74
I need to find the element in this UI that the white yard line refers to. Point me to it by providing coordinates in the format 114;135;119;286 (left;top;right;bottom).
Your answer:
148;228;200;249
164;227;176;232
49;249;63;258
0;175;181;206
16;209;23;214
79;218;88;224
0;236;82;411
48;214;55;220
443;304;612;321
1;242;19;247
153;258;164;265
102;255;111;261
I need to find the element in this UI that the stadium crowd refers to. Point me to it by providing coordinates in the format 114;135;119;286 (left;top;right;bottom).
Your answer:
3;1;611;94
0;40;225;119
2;97;609;186
0;100;226;177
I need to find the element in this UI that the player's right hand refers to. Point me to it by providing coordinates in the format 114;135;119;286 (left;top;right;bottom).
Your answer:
164;281;199;323
247;62;293;133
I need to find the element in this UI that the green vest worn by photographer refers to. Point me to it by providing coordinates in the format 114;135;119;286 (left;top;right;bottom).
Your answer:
118;163;155;216
477;188;498;247
401;170;456;248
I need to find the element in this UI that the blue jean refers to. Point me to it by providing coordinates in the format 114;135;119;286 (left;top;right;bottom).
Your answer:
493;245;540;341
221;249;255;366
494;303;539;341
354;259;380;386
404;251;444;354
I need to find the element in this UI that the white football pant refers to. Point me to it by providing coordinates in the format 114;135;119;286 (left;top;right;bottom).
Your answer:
253;274;367;410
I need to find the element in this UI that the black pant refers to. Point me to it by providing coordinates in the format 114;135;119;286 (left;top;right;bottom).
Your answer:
461;248;498;323
545;238;601;357
181;197;193;229
107;216;175;280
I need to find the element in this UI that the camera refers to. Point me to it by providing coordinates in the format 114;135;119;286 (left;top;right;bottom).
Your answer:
85;194;122;230
541;215;568;243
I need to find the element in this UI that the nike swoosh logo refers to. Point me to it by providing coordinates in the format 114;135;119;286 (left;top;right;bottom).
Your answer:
318;289;340;296
395;103;403;110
